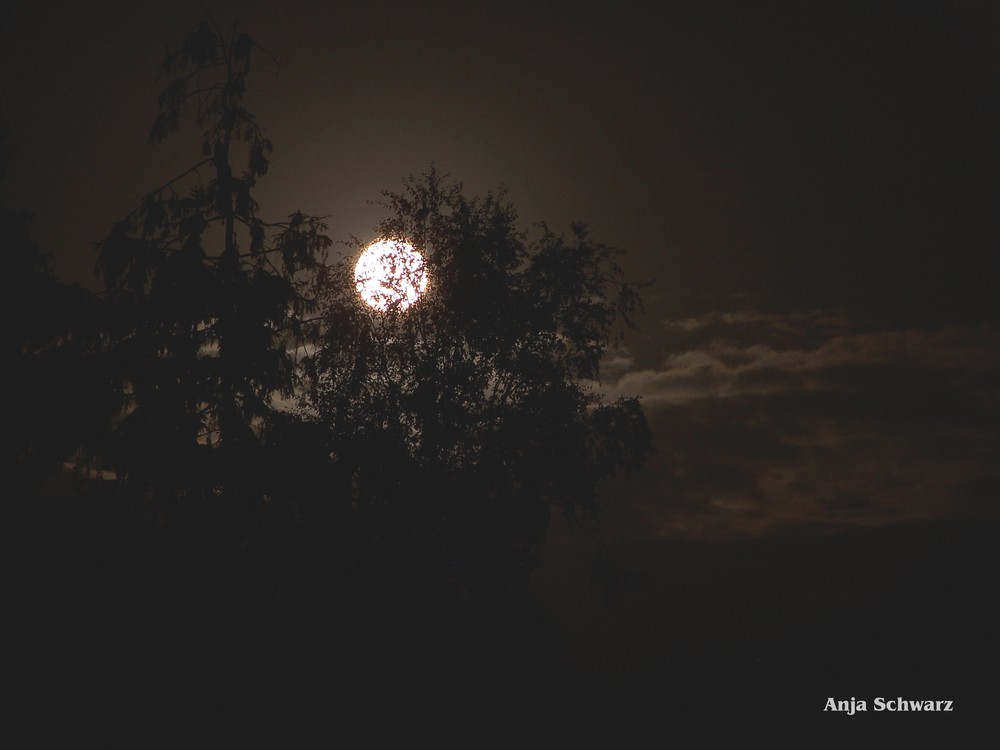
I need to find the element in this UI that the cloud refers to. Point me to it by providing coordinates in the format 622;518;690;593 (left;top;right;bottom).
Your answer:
598;313;1000;538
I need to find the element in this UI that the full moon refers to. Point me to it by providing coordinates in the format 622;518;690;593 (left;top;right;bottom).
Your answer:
354;239;428;311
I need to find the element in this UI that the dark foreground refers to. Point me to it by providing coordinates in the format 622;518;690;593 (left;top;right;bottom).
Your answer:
11;485;998;739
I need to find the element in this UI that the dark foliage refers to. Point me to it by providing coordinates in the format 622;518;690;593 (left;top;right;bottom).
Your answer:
303;168;653;609
93;18;331;500
14;18;652;713
5;129;109;487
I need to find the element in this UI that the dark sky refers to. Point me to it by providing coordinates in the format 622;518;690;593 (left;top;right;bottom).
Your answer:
3;0;999;537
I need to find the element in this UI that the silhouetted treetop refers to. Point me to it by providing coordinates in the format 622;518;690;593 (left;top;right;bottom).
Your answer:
93;18;331;498
305;168;652;603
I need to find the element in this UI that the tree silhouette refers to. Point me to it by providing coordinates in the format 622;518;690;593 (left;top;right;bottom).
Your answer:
94;18;331;501
305;169;652;611
72;16;651;697
5;129;108;489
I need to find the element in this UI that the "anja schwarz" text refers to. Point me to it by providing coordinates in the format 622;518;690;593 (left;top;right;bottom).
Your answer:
824;697;954;715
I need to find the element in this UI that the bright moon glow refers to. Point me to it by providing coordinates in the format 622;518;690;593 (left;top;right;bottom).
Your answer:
354;239;428;311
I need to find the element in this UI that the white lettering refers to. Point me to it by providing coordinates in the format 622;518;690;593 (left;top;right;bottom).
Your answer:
872;696;954;712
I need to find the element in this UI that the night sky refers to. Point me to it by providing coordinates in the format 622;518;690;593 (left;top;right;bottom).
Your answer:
6;0;999;732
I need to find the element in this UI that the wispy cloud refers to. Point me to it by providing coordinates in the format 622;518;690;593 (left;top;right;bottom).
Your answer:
599;313;1000;537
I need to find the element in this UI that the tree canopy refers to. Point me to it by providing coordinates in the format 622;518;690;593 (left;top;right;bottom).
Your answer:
303;169;652;606
6;128;107;488
14;11;655;668
93;18;331;500
12;15;654;710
